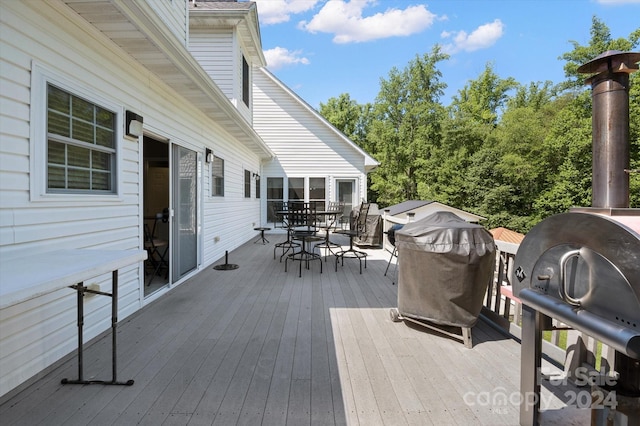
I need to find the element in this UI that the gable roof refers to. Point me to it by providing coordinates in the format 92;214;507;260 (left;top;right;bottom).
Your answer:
256;67;379;172
384;200;434;216
382;200;486;222
490;227;525;244
189;0;265;66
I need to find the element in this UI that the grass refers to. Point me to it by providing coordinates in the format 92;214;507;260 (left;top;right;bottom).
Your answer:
543;329;603;371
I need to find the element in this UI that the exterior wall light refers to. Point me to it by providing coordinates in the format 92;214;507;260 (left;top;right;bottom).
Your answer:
125;110;143;138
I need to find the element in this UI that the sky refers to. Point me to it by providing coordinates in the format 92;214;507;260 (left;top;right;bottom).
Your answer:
248;0;640;109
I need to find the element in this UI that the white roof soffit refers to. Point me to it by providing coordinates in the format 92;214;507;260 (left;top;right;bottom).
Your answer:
189;1;265;66
63;0;273;159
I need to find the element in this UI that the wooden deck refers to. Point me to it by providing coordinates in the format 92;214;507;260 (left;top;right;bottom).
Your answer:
0;234;588;425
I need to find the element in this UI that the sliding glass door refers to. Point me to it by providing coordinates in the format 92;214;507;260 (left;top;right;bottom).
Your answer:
172;145;198;281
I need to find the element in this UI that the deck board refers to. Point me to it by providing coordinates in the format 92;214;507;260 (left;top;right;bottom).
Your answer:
0;233;590;425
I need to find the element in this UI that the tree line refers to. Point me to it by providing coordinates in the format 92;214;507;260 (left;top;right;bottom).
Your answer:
319;17;639;233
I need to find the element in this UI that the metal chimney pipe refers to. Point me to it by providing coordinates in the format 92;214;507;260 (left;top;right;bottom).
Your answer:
577;51;640;209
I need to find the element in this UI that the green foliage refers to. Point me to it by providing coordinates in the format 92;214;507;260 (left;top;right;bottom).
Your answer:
367;46;449;206
559;16;640;92
318;93;372;151
450;62;518;126
318;17;639;233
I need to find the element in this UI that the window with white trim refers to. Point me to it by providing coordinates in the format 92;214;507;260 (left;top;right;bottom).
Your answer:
211;155;224;196
242;55;250;107
46;84;116;193
244;169;251;198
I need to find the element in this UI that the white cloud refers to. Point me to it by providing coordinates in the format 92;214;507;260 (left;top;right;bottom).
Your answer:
264;46;311;70
297;0;438;43
254;0;322;25
440;19;505;54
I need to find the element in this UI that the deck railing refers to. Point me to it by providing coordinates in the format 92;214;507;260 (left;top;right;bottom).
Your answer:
482;241;614;382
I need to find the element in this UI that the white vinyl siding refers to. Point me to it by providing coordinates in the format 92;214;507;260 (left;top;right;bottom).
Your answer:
189;30;251;123
148;0;188;46
0;1;261;399
189;30;234;99
254;71;366;176
253;68;368;207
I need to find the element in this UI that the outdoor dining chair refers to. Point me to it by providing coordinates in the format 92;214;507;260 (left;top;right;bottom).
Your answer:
285;201;323;277
335;202;370;274
144;214;169;285
273;202;301;261
314;201;343;260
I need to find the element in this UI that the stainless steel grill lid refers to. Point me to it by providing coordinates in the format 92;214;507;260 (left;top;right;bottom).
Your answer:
395;211;496;328
513;209;640;358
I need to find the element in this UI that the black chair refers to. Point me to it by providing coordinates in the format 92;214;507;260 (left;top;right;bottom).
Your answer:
273;202;301;261
285;202;323;277
314;201;343;260
335;202;370;274
384;223;404;284
144;213;169;285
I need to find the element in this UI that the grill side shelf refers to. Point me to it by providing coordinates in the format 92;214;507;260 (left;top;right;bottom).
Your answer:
519;288;640;359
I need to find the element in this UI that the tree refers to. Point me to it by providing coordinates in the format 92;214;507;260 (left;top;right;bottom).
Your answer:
559;16;640;92
553;17;640;210
367;46;448;206
449;62;517;127
318;93;371;151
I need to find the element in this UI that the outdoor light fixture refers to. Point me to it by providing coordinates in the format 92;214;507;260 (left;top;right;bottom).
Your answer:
125;110;143;138
252;172;260;180
205;148;213;163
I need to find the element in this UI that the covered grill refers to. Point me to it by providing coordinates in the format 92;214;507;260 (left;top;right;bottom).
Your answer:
513;51;640;425
390;211;496;348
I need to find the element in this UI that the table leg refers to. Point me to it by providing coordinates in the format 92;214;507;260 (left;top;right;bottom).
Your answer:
61;271;134;386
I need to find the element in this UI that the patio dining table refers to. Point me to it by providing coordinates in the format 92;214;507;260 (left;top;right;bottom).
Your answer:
275;205;342;276
276;207;343;252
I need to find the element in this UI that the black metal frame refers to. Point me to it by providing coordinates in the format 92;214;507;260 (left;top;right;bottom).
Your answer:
273;202;301;261
335;203;370;274
61;270;134;386
285;202;323;277
253;227;271;244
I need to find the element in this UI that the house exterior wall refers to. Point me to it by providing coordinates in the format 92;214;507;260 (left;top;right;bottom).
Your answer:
190;30;235;99
147;0;188;46
190;28;252;124
252;68;369;221
0;0;260;398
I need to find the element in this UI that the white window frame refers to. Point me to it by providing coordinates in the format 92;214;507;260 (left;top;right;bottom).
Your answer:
244;169;251;199
30;63;123;202
210;154;225;197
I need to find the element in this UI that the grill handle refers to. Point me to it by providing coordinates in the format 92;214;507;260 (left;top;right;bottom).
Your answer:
520;289;640;359
559;249;582;307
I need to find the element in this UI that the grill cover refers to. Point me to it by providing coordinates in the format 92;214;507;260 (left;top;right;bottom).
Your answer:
395;211;496;328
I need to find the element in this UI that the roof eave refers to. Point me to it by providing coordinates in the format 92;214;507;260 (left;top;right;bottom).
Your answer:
189;3;266;66
62;0;273;159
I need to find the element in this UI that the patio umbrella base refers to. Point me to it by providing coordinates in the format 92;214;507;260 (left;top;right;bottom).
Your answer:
213;250;239;270
214;264;239;270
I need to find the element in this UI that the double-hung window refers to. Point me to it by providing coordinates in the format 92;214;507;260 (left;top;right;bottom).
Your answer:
211;155;224;196
242;55;250;107
47;84;116;193
244;169;251;198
